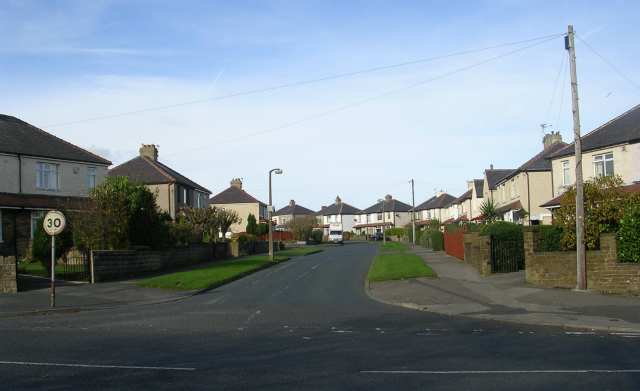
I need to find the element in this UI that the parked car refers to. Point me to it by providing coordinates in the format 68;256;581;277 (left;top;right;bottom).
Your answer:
369;232;384;241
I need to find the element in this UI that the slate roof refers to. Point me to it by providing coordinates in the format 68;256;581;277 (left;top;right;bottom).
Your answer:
362;198;413;213
209;186;264;205
549;104;640;159
415;193;457;211
0;114;111;165
274;203;315;216
452;189;472;204
497;142;568;185
109;156;210;193
320;202;361;216
473;179;484;198
485;169;515;190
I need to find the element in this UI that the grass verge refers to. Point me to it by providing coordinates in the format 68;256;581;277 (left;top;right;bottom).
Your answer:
137;246;322;291
367;242;436;282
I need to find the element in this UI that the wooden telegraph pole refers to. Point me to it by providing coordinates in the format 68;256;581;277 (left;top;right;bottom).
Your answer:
566;25;587;290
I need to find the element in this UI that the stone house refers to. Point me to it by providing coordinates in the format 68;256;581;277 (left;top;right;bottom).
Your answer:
492;132;567;225
209;179;267;234
354;195;412;236
272;200;315;227
108;144;211;219
0;114;111;259
541;104;640;211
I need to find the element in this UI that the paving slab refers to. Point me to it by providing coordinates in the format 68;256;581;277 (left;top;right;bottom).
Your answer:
368;247;640;332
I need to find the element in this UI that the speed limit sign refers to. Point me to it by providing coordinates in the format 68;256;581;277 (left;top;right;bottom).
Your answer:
43;210;66;236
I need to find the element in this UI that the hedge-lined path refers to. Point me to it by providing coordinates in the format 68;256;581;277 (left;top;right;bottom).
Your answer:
368;247;640;332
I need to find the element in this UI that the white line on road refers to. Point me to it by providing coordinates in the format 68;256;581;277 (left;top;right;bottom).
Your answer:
361;369;640;375
0;361;195;371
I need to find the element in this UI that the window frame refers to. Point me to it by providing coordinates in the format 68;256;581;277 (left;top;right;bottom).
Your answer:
561;160;571;186
30;210;45;239
593;152;614;177
87;166;97;190
36;162;59;191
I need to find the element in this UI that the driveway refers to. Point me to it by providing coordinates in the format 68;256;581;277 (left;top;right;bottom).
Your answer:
1;243;640;390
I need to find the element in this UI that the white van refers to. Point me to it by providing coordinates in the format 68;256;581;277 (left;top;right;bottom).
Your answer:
328;223;344;244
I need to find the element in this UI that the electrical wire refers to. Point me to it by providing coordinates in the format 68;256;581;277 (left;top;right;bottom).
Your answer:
576;34;640;93
44;33;564;128
545;52;567;126
163;35;561;157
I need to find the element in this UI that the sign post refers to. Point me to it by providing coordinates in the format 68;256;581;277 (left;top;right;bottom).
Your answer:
43;210;66;308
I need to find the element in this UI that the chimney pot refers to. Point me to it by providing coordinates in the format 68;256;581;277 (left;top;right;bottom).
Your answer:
543;131;563;149
335;196;342;204
230;178;243;189
139;144;159;161
490;164;494;170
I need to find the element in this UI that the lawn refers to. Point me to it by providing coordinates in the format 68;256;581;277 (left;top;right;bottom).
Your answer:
367;242;436;282
17;261;73;277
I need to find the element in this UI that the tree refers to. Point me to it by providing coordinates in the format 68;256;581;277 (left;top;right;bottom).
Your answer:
287;215;316;241
181;206;219;242
256;223;269;236
218;209;242;240
246;213;258;235
554;175;626;250
480;199;499;223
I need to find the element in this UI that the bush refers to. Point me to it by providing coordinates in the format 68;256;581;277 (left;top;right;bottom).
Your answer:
237;233;257;254
535;225;564;251
429;230;444;251
385;227;405;238
480;221;523;241
246;214;258;235
618;201;640;262
310;230;323;244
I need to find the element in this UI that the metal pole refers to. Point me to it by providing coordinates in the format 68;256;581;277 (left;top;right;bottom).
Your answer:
567;25;586;290
50;235;55;307
411;179;416;247
268;171;274;261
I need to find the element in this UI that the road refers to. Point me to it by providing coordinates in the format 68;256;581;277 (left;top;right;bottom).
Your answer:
1;243;640;390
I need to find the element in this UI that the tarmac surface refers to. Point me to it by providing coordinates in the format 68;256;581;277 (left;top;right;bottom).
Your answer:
1;243;640;390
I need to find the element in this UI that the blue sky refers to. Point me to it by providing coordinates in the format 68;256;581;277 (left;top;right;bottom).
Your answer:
1;0;639;210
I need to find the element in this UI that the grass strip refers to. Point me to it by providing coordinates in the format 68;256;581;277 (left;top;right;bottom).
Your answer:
367;243;436;282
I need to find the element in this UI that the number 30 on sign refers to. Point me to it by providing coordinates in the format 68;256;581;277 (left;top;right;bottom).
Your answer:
43;210;66;236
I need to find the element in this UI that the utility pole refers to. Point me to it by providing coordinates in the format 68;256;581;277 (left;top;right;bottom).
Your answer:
410;179;416;247
268;168;283;261
566;25;586;290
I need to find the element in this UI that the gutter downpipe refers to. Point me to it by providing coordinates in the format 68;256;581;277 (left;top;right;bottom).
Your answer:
526;172;532;226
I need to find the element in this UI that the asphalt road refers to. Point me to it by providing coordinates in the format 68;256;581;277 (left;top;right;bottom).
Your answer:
1;243;640;390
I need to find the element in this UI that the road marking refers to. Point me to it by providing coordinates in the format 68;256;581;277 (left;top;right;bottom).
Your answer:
565;331;596;336
0;361;195;371
361;369;640;375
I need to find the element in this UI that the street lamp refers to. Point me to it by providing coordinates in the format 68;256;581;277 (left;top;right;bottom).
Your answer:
268;168;283;261
378;198;386;245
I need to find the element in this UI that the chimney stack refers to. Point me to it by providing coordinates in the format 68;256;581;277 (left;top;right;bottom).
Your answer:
289;199;296;207
490;164;494;170
385;194;392;202
139;144;158;161
335;196;342;204
230;178;243;190
543;131;563;149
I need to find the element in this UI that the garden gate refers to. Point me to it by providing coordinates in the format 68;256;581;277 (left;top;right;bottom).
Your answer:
490;236;525;273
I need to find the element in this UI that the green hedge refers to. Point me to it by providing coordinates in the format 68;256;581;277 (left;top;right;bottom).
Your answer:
618;202;640;262
535;225;564;251
480;221;523;241
385;227;405;237
430;230;444;251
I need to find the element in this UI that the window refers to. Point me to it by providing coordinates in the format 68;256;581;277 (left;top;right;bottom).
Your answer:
377;213;382;221
87;167;97;190
386;212;391;219
562;160;571;185
594;153;614;177
31;211;45;239
183;188;188;204
36;162;59;191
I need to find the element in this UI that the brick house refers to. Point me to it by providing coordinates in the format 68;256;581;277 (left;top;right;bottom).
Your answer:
0;114;111;259
109;144;211;219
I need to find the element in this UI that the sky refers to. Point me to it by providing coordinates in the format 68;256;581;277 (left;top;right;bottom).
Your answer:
1;0;639;211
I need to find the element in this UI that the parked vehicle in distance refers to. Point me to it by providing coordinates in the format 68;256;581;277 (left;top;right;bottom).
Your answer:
369;232;384;241
328;223;344;244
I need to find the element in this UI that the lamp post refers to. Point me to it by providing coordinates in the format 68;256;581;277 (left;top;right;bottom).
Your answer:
268;168;283;261
378;198;386;245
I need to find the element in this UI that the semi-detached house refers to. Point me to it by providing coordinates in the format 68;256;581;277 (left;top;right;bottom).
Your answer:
354;194;412;236
415;192;457;224
319;196;361;234
209;178;267;234
0;114;111;259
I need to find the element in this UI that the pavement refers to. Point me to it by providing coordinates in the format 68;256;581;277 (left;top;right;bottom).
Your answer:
368;247;640;332
2;243;640;390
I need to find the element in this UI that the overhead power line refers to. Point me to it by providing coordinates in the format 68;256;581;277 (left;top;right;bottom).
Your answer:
576;34;640;93
45;33;564;128
164;35;561;157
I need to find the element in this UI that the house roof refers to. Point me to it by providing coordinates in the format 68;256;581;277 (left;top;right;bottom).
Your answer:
485;169;515;190
473;179;484;198
109;156;210;193
0;114;111;165
495;200;523;215
0;192;92;211
320;199;361;215
497;142;568;185
540;182;640;209
274;202;315;216
362;197;413;213
549;104;640;159
209;186;265;205
416;193;457;211
452;189;473;204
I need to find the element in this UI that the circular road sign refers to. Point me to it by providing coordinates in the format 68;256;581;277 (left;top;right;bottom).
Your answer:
43;210;66;236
